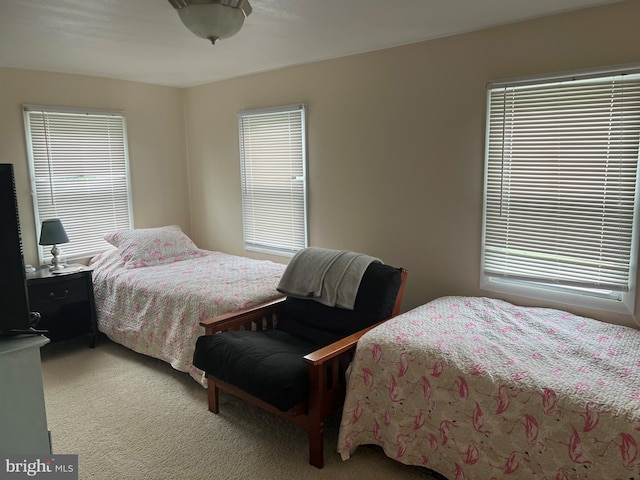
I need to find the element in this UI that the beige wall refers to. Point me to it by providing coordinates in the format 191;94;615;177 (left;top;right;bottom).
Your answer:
3;2;639;328
0;68;190;266
185;0;640;327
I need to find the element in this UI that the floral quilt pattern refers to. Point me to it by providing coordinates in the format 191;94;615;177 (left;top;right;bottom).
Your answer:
337;296;640;479
90;249;286;385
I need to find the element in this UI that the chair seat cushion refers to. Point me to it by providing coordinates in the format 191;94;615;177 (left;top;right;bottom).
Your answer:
193;330;320;412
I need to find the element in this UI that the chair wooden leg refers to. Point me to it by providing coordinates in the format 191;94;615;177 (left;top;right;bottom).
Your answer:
308;419;324;468
208;381;220;414
307;362;325;468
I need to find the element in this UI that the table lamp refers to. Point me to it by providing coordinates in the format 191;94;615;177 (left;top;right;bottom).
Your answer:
39;218;69;271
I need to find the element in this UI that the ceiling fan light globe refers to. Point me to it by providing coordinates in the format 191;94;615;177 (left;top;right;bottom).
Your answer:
177;4;246;42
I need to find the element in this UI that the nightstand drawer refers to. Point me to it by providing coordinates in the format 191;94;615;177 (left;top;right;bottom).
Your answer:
28;278;89;307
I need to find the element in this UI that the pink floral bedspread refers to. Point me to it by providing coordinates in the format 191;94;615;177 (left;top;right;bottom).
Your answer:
90;249;286;385
337;296;640;480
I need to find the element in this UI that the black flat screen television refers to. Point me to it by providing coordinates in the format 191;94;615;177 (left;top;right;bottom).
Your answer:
0;163;41;335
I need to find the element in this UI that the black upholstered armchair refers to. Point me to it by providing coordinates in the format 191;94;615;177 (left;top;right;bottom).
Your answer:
192;261;408;468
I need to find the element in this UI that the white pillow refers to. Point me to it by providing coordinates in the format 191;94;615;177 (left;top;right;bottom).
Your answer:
104;225;205;269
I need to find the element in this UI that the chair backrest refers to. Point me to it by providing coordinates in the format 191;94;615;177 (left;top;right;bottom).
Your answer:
276;262;406;346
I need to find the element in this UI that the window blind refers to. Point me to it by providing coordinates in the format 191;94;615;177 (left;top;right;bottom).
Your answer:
238;104;308;256
24;106;133;263
483;73;640;293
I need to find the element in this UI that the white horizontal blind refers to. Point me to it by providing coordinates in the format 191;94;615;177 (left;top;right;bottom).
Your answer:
238;104;308;256
483;73;640;293
24;106;133;263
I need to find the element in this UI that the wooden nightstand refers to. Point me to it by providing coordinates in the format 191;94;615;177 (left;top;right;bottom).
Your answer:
26;264;98;348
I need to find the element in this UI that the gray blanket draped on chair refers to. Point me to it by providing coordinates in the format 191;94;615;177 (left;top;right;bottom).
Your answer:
277;247;380;310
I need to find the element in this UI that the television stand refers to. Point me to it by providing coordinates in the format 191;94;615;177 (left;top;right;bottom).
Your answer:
0;335;52;454
8;328;48;335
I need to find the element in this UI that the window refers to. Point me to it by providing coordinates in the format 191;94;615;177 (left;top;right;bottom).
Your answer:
24;105;133;264
238;104;308;256
481;68;640;314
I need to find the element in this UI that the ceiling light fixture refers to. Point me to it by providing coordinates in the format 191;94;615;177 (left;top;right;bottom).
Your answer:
169;0;252;45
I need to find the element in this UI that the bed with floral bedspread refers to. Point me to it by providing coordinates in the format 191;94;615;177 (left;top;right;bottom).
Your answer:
90;245;286;385
337;296;640;480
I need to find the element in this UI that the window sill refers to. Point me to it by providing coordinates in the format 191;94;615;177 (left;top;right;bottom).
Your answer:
480;276;635;316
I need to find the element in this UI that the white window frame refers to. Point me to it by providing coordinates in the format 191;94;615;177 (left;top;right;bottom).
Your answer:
238;104;308;257
23;105;133;265
480;66;640;315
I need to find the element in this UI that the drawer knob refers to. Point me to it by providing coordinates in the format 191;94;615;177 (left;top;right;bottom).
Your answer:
49;289;70;301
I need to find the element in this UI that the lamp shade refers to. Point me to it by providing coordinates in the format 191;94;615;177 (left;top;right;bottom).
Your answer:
169;0;252;44
39;219;69;246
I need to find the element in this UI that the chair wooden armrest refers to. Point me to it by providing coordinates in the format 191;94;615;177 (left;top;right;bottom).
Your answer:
303;319;385;366
199;297;286;334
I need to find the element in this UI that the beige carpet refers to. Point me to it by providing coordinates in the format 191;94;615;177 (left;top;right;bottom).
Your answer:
40;337;440;480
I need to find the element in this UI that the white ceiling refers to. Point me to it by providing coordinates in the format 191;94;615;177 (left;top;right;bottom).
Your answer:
0;0;623;88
